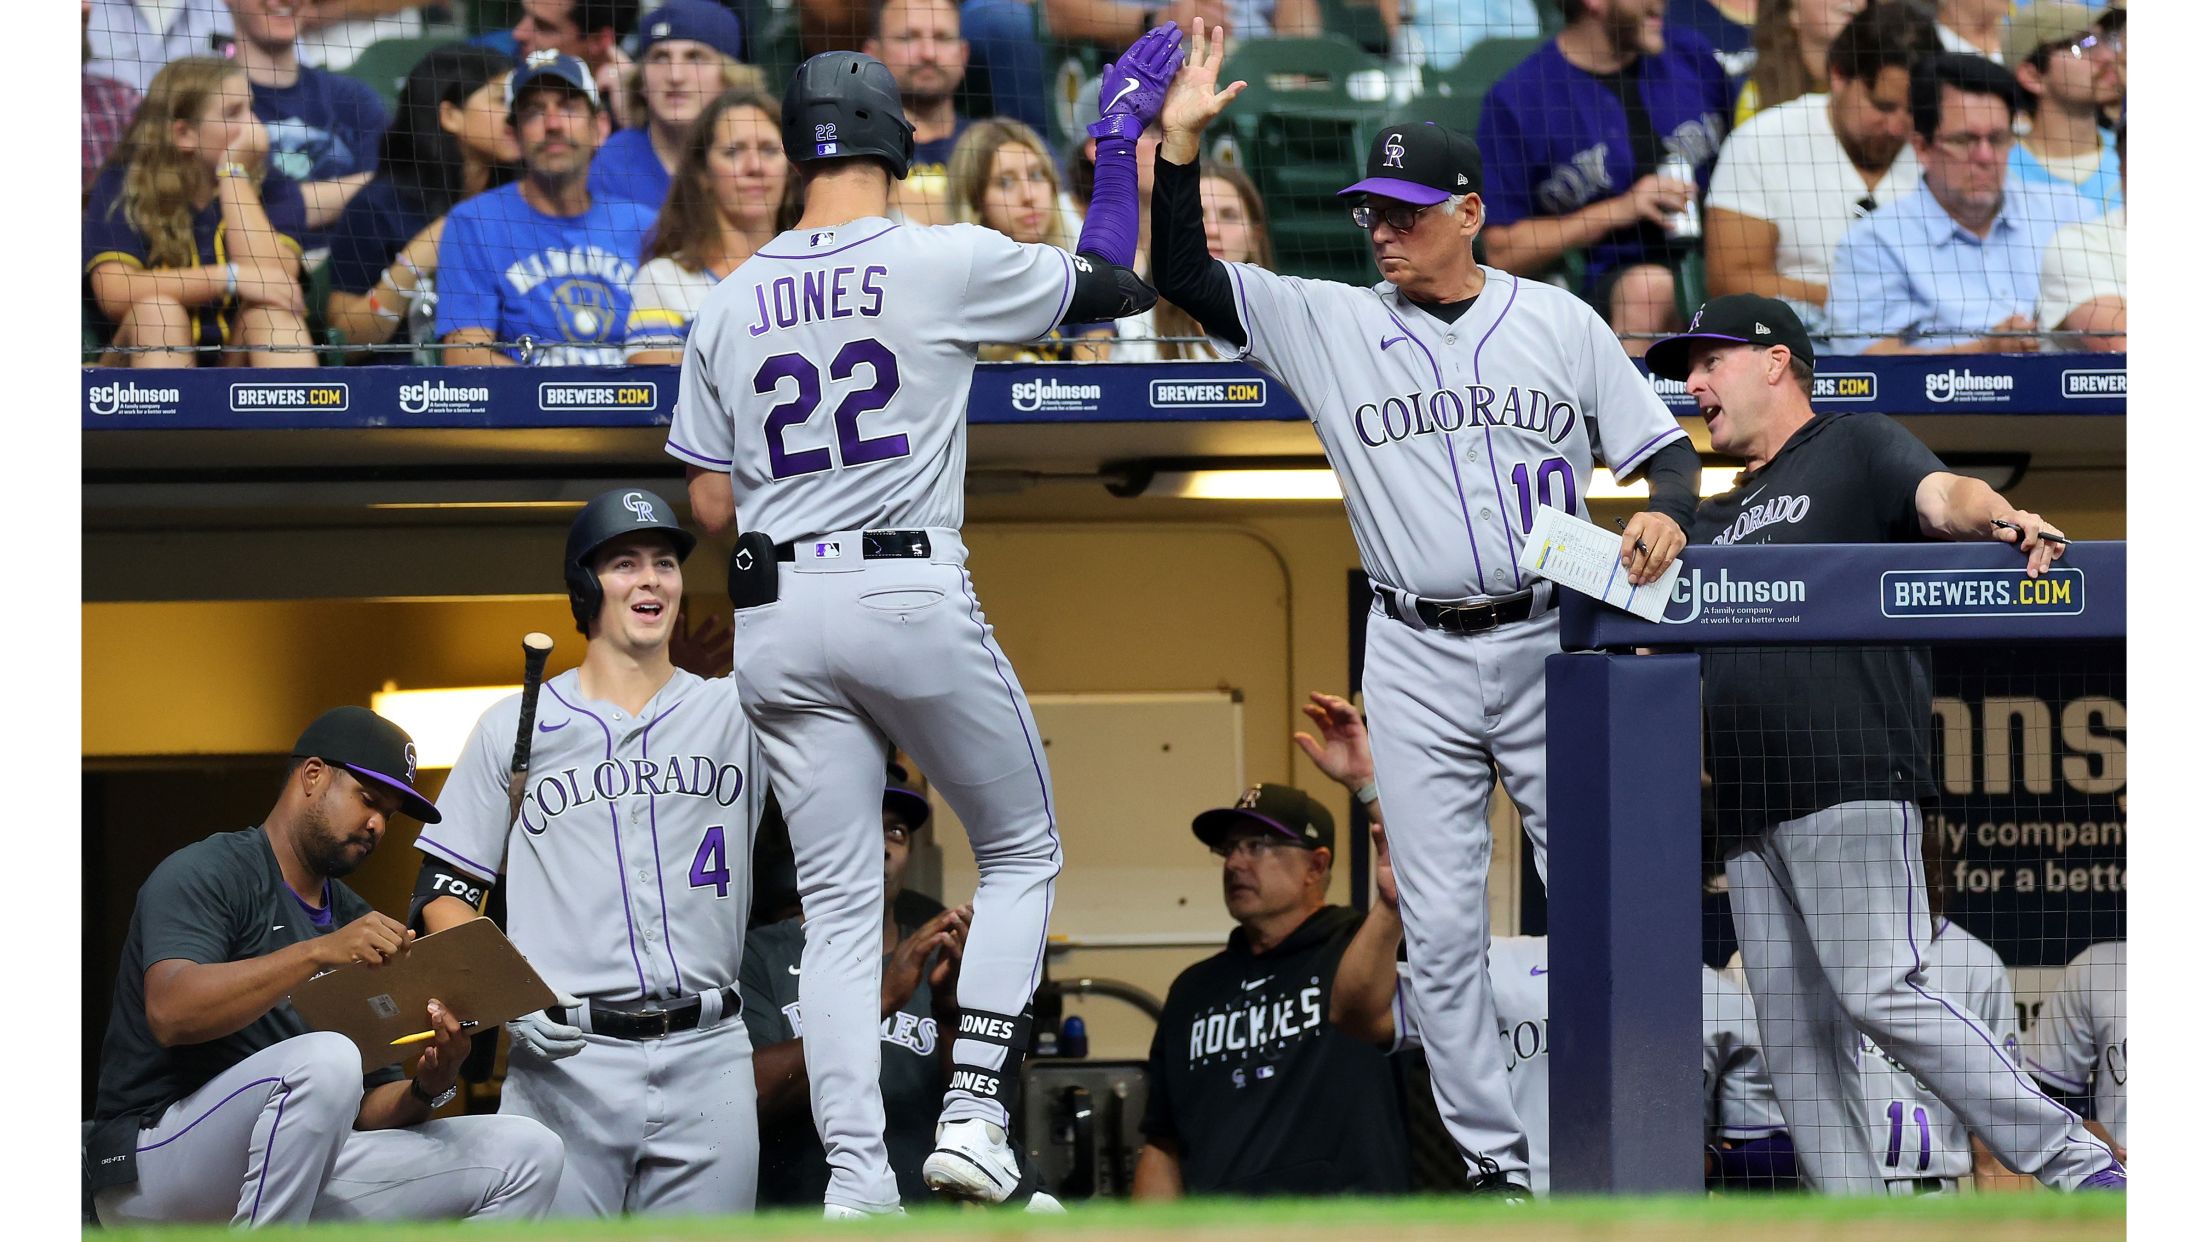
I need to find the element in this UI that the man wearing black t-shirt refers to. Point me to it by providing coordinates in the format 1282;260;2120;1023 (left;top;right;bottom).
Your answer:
1647;294;2123;1195
86;707;564;1226
1132;783;1412;1198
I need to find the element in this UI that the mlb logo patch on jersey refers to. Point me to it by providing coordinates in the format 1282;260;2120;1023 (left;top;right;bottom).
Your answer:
808;541;844;560
808;230;838;248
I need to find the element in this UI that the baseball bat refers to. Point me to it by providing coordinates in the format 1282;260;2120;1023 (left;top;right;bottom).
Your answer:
502;632;556;885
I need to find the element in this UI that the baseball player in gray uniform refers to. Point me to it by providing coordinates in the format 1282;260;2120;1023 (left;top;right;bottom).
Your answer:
665;35;1181;1214
1153;22;1704;1194
1852;917;2018;1193
2025;941;2128;1155
414;488;769;1217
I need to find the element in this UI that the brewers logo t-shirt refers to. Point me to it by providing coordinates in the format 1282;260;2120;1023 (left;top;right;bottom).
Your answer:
435;183;657;364
1141;905;1411;1195
1689;412;1948;837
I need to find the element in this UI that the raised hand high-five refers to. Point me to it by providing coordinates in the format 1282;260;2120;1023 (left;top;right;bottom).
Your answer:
1159;17;1246;164
1091;20;1188;140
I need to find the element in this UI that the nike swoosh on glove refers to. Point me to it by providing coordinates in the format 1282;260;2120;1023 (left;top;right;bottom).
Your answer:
507;993;586;1060
1088;20;1187;140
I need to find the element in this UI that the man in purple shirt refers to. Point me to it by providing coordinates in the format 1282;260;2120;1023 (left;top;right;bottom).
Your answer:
1475;0;1729;354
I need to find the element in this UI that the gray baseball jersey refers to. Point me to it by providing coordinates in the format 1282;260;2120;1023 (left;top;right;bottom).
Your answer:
666;216;1069;1212
1391;936;1784;1192
416;667;766;1216
1855;919;2018;1182
665;219;1074;540
1224;262;1687;1185
2024;940;2127;1148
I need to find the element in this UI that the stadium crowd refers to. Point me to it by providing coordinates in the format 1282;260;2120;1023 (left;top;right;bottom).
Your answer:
82;0;2126;367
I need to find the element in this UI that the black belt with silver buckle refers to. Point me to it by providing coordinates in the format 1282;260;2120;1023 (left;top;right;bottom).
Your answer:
774;529;933;561
1376;588;1536;635
550;986;739;1041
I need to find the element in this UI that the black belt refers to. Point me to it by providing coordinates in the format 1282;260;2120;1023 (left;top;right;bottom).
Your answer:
1375;588;1536;635
774;530;933;561
550;987;739;1041
1888;1177;1957;1195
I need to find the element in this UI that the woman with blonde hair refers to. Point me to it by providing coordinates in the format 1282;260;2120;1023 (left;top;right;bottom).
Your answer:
625;89;794;364
84;56;311;368
945;118;1110;362
1154;164;1273;361
1738;0;1869;124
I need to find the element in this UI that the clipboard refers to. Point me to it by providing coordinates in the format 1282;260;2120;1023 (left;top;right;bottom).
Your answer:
290;917;557;1072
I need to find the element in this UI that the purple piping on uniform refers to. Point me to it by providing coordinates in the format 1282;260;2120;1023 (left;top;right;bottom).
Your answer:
137;1077;284;1151
1474;273;1526;587
754;223;903;260
665;437;731;468
1614;428;1687;478
1382;305;1490;593
639;694;688;987
957;571;1061;996
549;682;651;999
1899;803;2117;1169
247;1082;291;1224
414;836;497;882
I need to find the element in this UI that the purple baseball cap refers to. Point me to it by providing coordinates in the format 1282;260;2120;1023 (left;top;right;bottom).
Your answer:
1645;294;1816;381
1338;121;1483;206
292;706;441;823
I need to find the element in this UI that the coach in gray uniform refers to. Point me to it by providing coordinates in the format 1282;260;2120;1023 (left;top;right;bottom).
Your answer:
1149;22;1703;1196
87;707;563;1226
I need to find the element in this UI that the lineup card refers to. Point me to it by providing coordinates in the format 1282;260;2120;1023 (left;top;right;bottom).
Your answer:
1517;504;1682;624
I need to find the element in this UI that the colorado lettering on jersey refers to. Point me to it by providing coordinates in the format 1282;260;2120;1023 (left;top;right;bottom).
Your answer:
1351;383;1579;449
747;265;889;336
1186;984;1324;1064
1712;493;1812;545
518;755;745;833
1502;1017;1549;1073
503;245;638;296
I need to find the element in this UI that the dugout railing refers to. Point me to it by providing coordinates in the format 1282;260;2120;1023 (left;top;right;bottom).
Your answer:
1544;539;2126;1193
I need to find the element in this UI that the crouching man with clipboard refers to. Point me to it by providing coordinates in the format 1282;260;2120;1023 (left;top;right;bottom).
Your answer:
86;707;565;1227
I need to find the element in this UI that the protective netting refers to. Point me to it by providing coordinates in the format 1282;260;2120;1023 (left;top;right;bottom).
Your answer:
81;2;2125;366
1702;637;2125;1191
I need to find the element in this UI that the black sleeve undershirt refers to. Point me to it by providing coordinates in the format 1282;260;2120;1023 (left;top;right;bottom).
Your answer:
1639;437;1702;531
1150;153;1248;350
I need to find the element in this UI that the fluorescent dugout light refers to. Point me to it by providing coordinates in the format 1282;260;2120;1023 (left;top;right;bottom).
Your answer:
370;683;522;769
1135;466;1740;502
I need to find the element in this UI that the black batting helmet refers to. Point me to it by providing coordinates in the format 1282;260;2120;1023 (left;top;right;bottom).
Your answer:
564;488;698;634
782;51;915;179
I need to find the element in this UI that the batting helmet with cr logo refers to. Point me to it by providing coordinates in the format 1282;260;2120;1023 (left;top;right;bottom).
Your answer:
563;487;699;634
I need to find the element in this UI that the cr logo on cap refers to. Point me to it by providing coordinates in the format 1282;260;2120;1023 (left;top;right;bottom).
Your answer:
404;742;418;784
623;491;658;523
1235;786;1263;810
1383;132;1405;169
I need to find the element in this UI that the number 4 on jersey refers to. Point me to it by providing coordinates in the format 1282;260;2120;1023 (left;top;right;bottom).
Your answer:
690;824;732;898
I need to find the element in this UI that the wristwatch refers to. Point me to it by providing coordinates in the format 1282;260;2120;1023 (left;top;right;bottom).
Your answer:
409;1079;458;1110
215;161;251;181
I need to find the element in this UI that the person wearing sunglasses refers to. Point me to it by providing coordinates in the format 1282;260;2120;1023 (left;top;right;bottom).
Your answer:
1131;778;1414;1201
2004;3;2125;219
1827;52;2096;354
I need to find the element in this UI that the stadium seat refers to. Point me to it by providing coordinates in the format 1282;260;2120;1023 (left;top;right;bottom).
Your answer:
730;0;804;88
1440;34;1546;136
1316;0;1392;55
1215;37;1390;280
344;35;453;108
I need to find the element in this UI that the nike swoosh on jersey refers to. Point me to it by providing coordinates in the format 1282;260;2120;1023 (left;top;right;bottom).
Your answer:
787;964;801;975
538;718;569;733
1740;484;1768;505
1105;77;1140;111
1240;976;1272;991
1380;335;1409;351
1530;966;1548;976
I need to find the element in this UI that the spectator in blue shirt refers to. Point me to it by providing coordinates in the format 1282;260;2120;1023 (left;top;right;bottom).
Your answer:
1827;53;2094;354
1477;0;1732;353
594;0;761;207
1398;1;1545;74
224;0;389;244
85;57;311;368
2004;3;2123;219
437;51;657;365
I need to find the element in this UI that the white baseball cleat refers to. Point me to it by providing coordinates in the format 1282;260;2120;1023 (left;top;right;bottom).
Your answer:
922;1118;1021;1203
823;1203;904;1219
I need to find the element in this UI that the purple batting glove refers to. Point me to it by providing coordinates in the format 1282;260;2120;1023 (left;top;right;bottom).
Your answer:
1087;21;1186;141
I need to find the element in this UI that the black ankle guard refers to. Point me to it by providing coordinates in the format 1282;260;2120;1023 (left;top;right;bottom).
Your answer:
946;1006;1035;1106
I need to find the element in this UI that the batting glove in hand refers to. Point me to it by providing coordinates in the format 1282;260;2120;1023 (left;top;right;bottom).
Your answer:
507;994;586;1060
1089;21;1187;141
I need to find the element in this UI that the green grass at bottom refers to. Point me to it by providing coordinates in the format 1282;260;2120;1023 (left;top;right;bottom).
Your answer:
90;1190;2125;1242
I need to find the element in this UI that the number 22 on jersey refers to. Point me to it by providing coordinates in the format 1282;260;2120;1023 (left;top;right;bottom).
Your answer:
757;340;910;480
